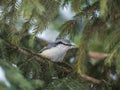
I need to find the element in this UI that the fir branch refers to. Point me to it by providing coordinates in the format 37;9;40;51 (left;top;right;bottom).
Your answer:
0;36;108;85
75;1;99;17
83;1;99;12
0;36;73;73
0;36;45;63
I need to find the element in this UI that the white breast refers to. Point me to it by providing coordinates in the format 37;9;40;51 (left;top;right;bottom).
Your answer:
40;44;70;62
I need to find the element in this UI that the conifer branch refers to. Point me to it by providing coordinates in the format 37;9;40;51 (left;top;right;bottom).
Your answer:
0;36;105;85
0;36;46;63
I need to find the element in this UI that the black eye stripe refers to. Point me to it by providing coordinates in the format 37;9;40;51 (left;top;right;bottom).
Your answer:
56;41;72;46
63;43;72;46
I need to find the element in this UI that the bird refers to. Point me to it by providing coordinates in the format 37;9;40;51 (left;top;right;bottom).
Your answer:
38;39;75;62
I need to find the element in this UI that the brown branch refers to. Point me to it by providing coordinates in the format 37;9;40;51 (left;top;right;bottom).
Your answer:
88;51;108;60
0;37;45;63
84;1;99;12
0;37;74;75
78;73;101;84
0;37;103;85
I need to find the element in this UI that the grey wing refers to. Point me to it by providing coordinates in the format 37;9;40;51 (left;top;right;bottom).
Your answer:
39;43;57;53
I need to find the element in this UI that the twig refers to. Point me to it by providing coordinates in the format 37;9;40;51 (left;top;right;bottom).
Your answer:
88;51;108;59
78;73;101;84
0;36;103;85
0;36;46;63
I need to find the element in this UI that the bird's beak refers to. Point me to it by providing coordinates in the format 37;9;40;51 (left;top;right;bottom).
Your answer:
70;43;77;48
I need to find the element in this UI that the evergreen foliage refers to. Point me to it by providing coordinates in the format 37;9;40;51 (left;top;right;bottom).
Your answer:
0;0;120;90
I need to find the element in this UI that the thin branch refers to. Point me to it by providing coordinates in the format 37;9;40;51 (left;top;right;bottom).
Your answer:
0;36;72;69
0;36;104;85
84;1;99;12
78;73;101;84
0;36;46;63
88;51;108;60
75;1;99;17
